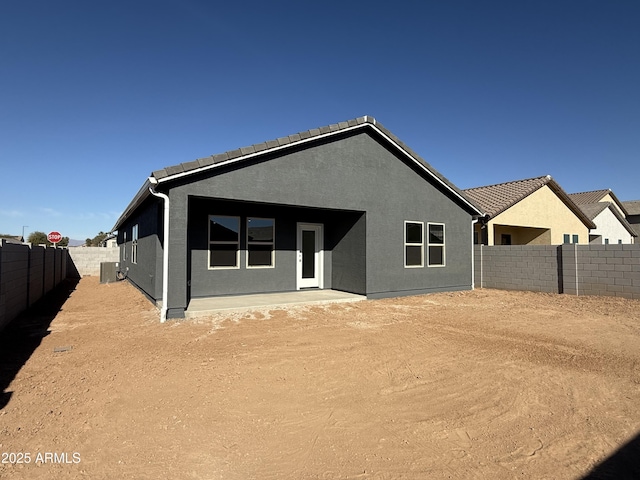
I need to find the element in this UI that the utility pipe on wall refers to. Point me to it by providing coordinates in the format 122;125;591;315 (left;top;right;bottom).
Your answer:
148;177;170;323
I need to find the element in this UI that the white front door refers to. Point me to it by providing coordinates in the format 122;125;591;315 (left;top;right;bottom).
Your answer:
296;223;323;289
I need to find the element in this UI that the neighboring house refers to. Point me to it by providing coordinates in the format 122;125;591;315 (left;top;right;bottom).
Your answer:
99;234;118;248
112;116;484;320
464;175;596;245
568;189;628;218
576;203;636;244
622;200;640;241
0;235;24;244
568;190;636;245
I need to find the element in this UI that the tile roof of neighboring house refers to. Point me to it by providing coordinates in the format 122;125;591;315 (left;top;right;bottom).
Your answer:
578;202;610;220
463;175;596;229
113;116;484;231
568;189;628;216
578;202;638;238
622;200;640;216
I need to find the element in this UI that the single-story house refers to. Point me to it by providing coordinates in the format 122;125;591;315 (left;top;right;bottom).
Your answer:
568;190;636;244
622;200;640;241
112;116;484;321
464;175;596;245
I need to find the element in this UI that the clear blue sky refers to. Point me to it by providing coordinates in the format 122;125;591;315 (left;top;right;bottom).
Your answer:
1;1;639;241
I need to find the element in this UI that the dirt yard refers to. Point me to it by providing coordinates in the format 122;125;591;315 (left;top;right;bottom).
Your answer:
1;278;639;480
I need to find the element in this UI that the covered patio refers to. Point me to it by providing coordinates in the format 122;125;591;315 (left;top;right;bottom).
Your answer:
184;289;366;318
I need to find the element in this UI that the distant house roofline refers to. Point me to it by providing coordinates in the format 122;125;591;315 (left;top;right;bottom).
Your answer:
568;188;629;217
464;175;596;230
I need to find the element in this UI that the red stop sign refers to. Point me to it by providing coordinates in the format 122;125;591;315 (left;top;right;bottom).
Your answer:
47;231;62;244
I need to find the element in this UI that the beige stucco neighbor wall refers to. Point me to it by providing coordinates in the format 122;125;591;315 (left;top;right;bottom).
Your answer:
600;193;625;217
484;186;589;245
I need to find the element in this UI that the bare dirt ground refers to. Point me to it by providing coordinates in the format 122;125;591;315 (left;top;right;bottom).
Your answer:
1;277;640;480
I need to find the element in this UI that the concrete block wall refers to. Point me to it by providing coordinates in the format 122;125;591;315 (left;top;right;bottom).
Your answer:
561;244;640;299
28;245;45;308
474;245;560;293
67;247;119;277
0;242;30;331
476;244;640;299
0;241;70;332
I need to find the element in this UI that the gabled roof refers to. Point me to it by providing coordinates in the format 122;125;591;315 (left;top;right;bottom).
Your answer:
578;202;637;237
463;175;596;229
578;202;610;220
622;200;640;216
582;202;638;237
113;116;483;231
568;189;628;217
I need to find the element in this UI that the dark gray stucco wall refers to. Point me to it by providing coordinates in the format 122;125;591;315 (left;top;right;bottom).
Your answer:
118;198;163;302
160;129;475;314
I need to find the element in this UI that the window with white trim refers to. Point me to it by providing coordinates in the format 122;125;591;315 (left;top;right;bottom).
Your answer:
247;217;275;267
209;216;240;268
404;221;424;267
131;224;139;264
428;223;445;267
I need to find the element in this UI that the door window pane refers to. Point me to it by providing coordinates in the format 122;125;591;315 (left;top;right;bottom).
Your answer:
302;230;315;278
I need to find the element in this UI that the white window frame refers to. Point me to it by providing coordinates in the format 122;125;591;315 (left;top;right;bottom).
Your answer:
427;222;446;267
208;215;240;270
246;217;275;269
131;224;139;264
404;221;424;268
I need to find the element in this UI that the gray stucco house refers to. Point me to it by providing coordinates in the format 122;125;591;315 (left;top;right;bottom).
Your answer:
112;116;483;321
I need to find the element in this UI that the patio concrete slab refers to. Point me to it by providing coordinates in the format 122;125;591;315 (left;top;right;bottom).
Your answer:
185;289;366;318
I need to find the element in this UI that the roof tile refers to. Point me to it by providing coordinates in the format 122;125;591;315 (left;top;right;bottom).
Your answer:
198;156;215;168
240;145;256;155
181;160;201;172
212;152;230;163
226;149;243;160
164;164;186;176
253;142;268;153
152;169;169;179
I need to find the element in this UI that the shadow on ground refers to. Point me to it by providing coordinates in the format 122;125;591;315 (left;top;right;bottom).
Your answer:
581;431;640;480
0;278;79;410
